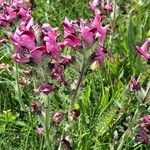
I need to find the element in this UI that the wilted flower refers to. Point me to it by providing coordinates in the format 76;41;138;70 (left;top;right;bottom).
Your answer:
71;109;80;120
129;76;140;91
134;130;149;144
60;55;74;66
61;139;72;150
19;77;27;85
52;64;65;83
0;38;5;44
95;47;105;67
0;63;11;70
23;69;32;76
31;101;41;114
53;111;64;124
12;52;31;64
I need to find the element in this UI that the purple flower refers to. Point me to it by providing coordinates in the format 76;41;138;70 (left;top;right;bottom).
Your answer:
40;83;54;95
52;64;65;83
53;111;64;124
31;101;41;113
30;46;46;62
135;38;150;62
95;47;105;67
129;76;140;91
134;130;149;144
60;55;73;66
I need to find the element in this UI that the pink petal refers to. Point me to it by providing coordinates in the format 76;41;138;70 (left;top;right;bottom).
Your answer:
30;46;46;62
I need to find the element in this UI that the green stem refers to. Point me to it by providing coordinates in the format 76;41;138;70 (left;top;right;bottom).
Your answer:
43;95;52;150
15;62;25;110
117;108;139;150
71;52;86;109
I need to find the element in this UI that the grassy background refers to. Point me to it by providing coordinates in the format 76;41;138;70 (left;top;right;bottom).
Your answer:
0;0;150;149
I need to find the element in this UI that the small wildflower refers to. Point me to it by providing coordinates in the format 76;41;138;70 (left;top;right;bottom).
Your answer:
53;111;64;124
36;127;44;136
134;130;149;144
129;76;140;91
31;101;41;114
61;139;72;150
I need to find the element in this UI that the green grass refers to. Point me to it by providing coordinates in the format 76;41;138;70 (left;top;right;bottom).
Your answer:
0;0;150;149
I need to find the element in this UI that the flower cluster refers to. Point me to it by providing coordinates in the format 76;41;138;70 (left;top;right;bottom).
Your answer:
0;0;32;27
134;115;150;144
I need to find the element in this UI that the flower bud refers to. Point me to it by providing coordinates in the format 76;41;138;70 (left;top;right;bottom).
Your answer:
71;109;80;120
40;83;54;95
19;77;27;85
134;130;149;144
61;139;71;150
36;127;44;136
31;101;41;114
23;69;32;77
53;111;64;124
130;76;140;91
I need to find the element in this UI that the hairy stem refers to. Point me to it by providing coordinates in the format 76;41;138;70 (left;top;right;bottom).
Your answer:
15;62;25;110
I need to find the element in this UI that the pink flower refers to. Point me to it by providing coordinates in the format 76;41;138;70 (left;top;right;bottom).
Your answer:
36;127;44;136
89;0;99;10
80;23;97;46
63;17;82;49
129;76;140;91
30;46;46;62
52;64;65;83
43;28;62;60
140;115;150;124
104;0;113;11
95;47;105;67
19;31;35;50
0;0;3;5
63;17;75;37
0;15;9;27
65;34;82;49
4;4;18;22
92;12;108;46
135;38;150;62
0;38;5;44
60;55;73;66
53;111;64;124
